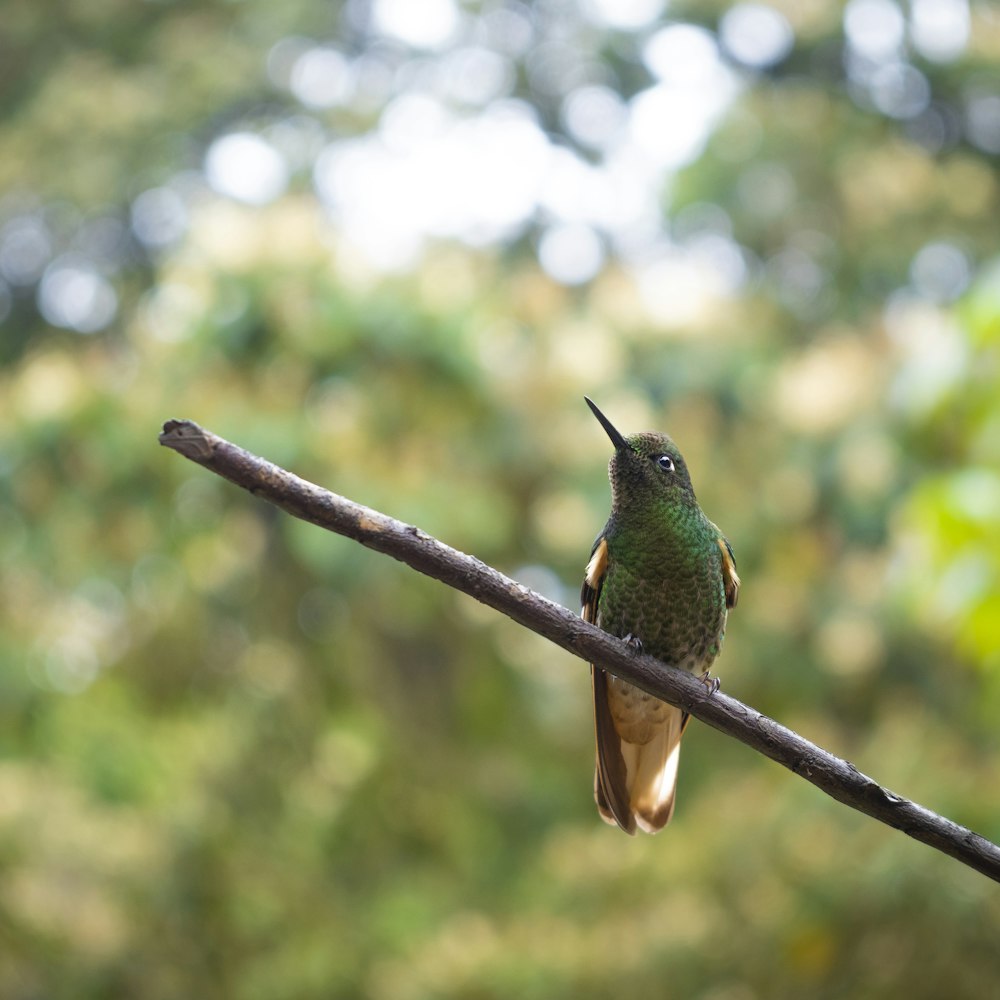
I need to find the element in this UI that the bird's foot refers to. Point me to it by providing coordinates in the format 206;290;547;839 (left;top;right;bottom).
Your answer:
700;672;721;696
622;633;643;652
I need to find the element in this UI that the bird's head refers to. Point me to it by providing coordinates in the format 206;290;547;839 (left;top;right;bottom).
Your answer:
585;397;696;510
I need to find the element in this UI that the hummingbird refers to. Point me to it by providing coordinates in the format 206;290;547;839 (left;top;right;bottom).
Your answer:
581;397;739;834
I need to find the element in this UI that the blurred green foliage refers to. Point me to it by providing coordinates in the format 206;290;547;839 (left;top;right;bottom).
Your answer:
3;1;1000;997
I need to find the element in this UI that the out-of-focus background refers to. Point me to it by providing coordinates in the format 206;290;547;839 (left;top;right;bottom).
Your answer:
2;0;1000;996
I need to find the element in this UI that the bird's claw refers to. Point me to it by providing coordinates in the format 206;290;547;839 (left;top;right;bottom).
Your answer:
701;673;721;696
622;633;643;652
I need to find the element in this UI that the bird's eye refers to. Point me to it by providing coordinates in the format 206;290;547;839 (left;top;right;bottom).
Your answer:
656;455;674;472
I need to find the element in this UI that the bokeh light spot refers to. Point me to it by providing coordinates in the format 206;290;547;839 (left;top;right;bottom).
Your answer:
910;0;969;63
131;187;188;249
439;47;513;106
909;241;970;303
373;0;460;50
630;84;729;169
643;24;722;87
37;256;118;333
719;4;795;69
869;63;931;120
205;132;289;206
538;223;605;286
843;0;904;59
379;93;451;154
44;636;99;694
582;0;665;30
965;92;1000;155
561;85;627;150
290;47;353;109
0;215;52;286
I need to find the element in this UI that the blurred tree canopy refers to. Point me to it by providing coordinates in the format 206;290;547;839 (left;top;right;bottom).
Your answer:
2;0;1000;997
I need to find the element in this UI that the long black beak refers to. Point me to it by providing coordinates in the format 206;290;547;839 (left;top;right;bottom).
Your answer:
585;397;629;451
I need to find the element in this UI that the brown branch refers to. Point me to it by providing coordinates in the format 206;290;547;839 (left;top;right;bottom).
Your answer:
159;418;1000;883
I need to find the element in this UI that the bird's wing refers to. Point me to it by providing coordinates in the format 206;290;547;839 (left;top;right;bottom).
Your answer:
718;536;740;610
582;531;635;835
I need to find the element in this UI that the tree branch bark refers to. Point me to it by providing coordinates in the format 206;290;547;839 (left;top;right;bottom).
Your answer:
159;418;1000;883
